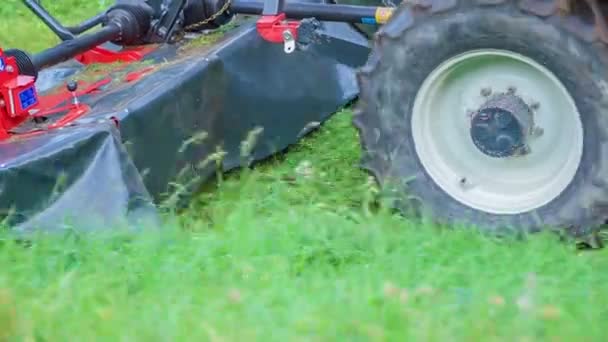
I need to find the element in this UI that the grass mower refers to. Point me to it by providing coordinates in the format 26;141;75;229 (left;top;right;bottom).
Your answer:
1;0;607;241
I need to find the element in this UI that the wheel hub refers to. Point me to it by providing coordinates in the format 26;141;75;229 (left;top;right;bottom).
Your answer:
470;93;534;158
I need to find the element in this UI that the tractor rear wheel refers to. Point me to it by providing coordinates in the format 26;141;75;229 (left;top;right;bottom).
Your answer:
354;0;608;237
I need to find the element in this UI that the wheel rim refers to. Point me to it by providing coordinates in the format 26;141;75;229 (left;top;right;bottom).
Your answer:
411;49;584;215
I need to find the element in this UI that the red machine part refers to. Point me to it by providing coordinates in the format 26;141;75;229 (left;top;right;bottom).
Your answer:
124;66;155;82
30;78;111;130
0;48;39;139
0;46;118;141
256;13;300;43
0;41;158;141
74;45;156;65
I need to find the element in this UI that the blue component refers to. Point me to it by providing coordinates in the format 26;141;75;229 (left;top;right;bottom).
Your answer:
0;57;5;72
361;17;376;24
19;86;37;110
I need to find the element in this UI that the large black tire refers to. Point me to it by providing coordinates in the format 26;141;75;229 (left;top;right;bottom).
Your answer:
354;0;608;237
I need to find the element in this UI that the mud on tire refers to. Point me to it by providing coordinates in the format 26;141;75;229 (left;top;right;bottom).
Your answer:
354;0;608;237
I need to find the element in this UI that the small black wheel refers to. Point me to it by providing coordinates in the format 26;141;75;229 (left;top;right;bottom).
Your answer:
354;0;608;237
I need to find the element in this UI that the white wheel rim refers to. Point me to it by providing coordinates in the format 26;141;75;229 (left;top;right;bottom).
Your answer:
411;49;584;215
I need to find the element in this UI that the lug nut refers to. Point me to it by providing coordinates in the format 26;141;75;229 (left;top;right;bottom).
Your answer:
481;88;492;97
459;177;475;190
530;102;540;110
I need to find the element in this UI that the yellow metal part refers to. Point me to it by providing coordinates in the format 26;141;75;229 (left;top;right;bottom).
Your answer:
374;7;394;24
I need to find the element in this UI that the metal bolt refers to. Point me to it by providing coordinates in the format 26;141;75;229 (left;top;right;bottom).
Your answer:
459;177;468;190
530;102;540;110
459;177;475;190
481;88;492;97
6;66;13;73
283;30;293;41
507;86;516;94
519;145;531;155
532;127;544;137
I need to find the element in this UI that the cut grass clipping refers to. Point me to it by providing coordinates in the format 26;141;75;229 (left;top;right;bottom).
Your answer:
1;1;608;340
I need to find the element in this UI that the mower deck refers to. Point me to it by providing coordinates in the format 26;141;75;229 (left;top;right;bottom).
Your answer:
0;16;370;233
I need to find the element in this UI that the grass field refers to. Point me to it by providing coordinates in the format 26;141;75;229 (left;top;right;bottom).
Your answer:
1;1;608;340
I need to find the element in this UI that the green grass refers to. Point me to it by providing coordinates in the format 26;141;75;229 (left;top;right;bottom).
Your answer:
1;1;608;340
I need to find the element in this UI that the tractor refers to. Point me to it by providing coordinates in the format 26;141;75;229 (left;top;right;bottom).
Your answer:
1;0;607;241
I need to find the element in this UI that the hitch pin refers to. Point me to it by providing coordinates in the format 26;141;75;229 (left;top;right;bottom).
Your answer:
282;30;295;54
67;80;79;106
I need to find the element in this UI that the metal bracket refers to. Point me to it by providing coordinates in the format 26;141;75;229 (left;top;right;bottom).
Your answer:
149;0;188;42
256;14;300;54
257;0;301;54
282;30;295;53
